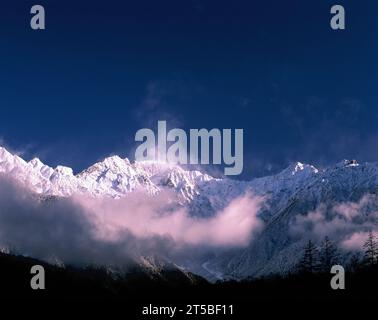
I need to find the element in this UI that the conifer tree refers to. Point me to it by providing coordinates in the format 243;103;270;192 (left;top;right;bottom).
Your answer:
348;253;361;273
319;236;340;272
363;231;378;266
298;240;319;274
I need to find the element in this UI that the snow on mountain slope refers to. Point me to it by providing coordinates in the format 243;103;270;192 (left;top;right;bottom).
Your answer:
202;160;378;280
0;147;216;202
2;147;318;207
1;146;378;280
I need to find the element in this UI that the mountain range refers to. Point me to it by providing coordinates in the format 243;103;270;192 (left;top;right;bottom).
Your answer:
1;146;377;281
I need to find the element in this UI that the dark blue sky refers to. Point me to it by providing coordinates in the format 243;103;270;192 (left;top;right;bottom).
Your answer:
0;0;377;178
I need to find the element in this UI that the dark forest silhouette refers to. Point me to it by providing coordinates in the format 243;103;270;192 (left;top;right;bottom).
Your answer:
0;232;377;305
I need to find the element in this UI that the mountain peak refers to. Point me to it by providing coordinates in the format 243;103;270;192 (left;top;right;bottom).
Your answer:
29;158;44;168
283;161;319;176
336;159;359;168
54;165;74;176
100;155;131;169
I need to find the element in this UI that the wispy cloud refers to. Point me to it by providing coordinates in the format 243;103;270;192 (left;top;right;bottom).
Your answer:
290;194;378;251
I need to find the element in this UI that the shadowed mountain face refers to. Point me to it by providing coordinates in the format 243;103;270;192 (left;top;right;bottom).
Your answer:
1;146;378;280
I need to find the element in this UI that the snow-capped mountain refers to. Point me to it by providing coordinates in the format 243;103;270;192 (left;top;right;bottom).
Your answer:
204;159;378;280
1;146;378;280
0;147;215;201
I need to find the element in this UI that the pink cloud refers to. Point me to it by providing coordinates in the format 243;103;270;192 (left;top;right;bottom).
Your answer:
75;191;264;248
341;231;378;251
333;195;375;220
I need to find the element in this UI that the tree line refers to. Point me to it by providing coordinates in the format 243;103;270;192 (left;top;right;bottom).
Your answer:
297;231;378;274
